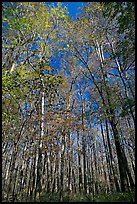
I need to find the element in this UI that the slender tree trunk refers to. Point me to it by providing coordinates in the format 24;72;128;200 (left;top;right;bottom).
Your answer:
81;101;87;194
110;115;129;192
77;131;82;192
6;147;17;202
93;141;99;194
105;120;120;192
100;122;114;192
60;130;66;201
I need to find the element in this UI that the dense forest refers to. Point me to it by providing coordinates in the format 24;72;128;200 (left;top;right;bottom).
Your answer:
2;2;135;202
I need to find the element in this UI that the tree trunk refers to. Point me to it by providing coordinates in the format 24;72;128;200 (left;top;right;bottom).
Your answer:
110;115;129;192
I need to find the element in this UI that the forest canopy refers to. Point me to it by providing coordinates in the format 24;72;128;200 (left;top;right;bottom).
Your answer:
2;2;135;202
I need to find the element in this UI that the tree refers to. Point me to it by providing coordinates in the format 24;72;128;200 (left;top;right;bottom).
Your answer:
59;2;135;192
2;2;135;202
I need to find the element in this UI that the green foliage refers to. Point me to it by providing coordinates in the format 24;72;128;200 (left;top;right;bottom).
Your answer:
120;98;135;117
102;2;135;63
94;191;135;202
26;192;91;202
24;191;135;202
40;193;60;202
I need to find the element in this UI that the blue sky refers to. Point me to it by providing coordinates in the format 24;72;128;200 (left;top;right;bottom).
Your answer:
61;2;85;19
43;2;85;74
44;2;92;103
45;2;85;19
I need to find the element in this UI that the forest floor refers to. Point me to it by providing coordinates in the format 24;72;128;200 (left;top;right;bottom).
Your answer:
25;191;135;202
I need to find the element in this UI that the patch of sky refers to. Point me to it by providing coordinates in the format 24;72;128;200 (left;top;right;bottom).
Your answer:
90;101;98;111
74;83;79;91
104;52;112;58
17;56;23;64
31;42;40;51
75;91;81;102
20;101;30;118
2;2;11;7
34;37;41;42
46;56;62;75
45;2;84;20
34;55;39;60
84;90;91;102
62;2;84;20
126;69;135;77
2;22;10;33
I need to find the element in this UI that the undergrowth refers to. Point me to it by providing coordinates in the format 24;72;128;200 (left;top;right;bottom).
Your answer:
24;191;135;202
